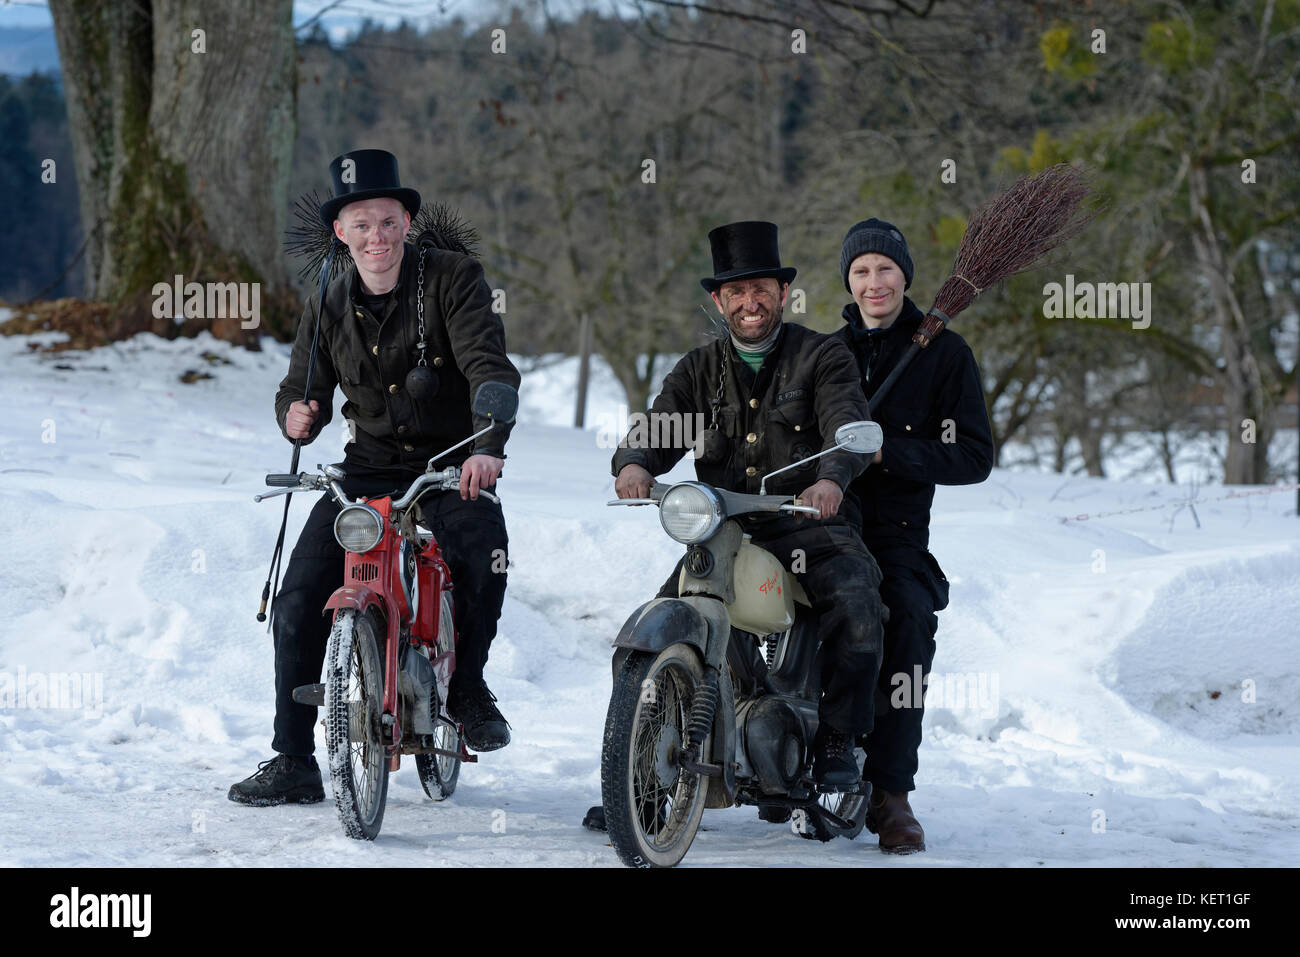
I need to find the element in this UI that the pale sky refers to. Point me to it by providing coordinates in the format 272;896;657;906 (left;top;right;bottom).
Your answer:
2;0;637;37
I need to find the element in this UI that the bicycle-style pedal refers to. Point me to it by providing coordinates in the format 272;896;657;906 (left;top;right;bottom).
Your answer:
292;683;325;706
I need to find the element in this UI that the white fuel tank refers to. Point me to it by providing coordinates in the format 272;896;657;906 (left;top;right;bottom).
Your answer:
678;537;810;635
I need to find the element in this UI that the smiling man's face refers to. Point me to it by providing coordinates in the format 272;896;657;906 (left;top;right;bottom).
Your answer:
334;197;410;292
712;277;787;345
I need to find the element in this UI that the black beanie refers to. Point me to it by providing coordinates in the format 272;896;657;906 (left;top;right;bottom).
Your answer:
840;218;913;291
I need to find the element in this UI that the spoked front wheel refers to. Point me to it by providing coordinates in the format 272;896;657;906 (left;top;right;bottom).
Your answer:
324;607;390;840
601;644;710;868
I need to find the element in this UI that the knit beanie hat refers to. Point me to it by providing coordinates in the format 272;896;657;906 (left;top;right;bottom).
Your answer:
840;218;913;291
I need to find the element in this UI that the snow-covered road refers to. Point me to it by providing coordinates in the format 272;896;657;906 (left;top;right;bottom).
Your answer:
1;331;1296;866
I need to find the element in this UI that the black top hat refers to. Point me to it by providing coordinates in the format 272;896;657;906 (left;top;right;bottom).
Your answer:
319;149;422;226
700;221;797;293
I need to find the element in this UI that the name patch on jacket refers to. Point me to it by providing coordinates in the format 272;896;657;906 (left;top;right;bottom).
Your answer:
775;388;807;405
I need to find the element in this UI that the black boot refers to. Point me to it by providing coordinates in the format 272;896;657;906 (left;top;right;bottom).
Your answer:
812;725;860;790
447;681;511;752
758;805;792;824
228;754;325;806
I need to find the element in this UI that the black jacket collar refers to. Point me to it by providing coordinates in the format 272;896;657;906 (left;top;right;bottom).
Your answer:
841;296;924;340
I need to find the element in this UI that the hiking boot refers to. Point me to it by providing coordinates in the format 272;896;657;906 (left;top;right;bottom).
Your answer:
811;725;860;790
866;788;926;854
447;681;511;752
582;805;607;832
227;754;324;806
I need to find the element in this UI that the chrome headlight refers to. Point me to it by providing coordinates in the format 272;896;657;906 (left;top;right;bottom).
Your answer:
659;482;724;544
334;504;384;553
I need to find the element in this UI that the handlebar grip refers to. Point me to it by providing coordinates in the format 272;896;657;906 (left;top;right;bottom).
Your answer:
265;473;300;487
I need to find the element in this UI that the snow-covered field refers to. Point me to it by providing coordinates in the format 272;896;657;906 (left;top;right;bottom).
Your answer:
1;329;1297;867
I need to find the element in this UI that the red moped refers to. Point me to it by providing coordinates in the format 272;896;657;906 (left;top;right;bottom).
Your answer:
255;383;518;840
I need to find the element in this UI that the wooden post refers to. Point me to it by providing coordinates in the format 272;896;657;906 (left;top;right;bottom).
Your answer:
574;310;593;429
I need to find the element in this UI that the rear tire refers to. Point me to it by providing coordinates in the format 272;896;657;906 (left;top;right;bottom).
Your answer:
600;644;710;868
324;608;390;840
415;715;461;801
800;747;869;841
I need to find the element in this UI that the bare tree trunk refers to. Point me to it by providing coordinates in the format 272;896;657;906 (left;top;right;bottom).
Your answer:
49;0;295;336
1159;429;1177;484
1052;423;1068;473
1187;161;1269;483
1079;426;1106;478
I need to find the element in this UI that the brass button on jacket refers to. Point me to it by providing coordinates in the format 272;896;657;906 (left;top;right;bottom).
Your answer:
388;384;399;394
371;345;379;356
433;356;444;367
745;466;757;477
749;398;758;408
403;443;414;452
607;324;872;499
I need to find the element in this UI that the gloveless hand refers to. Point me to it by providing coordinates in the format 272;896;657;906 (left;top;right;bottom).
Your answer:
615;464;654;499
285;400;319;439
796;478;843;519
460;453;504;501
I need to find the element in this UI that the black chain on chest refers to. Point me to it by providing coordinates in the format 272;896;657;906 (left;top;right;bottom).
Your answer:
402;249;438;400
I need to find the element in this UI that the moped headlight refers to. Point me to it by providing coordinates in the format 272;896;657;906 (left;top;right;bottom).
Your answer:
659;482;724;544
334;504;385;553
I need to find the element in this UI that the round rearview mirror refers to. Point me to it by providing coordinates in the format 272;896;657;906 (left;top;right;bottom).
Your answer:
834;420;883;455
472;381;519;425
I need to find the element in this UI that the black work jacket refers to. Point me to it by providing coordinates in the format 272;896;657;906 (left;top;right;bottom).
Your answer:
611;323;871;504
831;297;994;550
274;242;520;478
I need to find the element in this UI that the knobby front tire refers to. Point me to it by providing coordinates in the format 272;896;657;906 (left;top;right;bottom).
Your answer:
600;644;710;868
324;607;390;840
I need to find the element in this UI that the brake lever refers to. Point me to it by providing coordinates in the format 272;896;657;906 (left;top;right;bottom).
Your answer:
779;503;821;516
434;470;499;505
253;486;303;503
607;499;658;506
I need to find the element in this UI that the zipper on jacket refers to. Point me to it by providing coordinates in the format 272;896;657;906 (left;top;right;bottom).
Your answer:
863;334;883;386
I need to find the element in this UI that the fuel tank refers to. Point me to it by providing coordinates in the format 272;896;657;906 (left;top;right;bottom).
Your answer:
723;539;809;635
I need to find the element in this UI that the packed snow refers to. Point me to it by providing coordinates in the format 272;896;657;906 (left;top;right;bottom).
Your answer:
0;325;1296;866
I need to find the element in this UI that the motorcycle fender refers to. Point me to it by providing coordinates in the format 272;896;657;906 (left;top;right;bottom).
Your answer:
611;597;736;806
610;598;709;678
325;585;391;622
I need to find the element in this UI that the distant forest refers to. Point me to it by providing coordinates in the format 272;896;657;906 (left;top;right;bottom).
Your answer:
1;71;81;301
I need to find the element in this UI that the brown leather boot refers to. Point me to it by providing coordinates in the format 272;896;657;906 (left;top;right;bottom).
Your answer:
866;788;926;854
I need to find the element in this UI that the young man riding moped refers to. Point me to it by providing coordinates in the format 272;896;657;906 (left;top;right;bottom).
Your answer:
230;149;521;807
